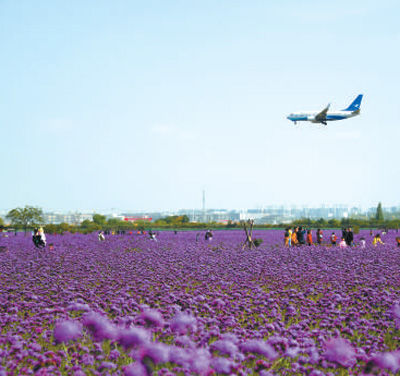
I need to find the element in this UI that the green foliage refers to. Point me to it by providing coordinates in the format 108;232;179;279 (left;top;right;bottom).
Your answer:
254;238;263;247
226;220;237;228
353;225;360;234
154;215;190;227
93;214;107;226
328;218;341;228
6;206;44;232
107;218;122;227
80;219;102;233
376;202;384;221
44;224;58;234
0;217;4;228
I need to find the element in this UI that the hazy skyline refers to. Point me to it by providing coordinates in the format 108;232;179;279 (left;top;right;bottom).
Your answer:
2;0;399;211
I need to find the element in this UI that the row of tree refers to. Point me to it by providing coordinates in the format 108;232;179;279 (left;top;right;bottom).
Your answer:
1;203;397;234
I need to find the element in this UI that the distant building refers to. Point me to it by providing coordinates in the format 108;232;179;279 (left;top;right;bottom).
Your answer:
43;213;93;224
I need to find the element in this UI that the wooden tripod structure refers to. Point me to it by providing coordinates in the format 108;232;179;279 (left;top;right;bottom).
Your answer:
241;219;255;249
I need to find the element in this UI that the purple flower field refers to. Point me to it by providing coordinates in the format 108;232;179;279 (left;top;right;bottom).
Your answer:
1;230;400;375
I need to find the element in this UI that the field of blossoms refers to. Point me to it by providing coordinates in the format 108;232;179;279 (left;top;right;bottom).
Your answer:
1;229;400;375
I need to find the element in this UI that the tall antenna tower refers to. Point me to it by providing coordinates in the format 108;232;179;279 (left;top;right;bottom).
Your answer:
202;189;206;222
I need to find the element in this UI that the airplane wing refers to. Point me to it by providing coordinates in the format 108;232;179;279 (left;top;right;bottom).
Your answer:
315;104;330;122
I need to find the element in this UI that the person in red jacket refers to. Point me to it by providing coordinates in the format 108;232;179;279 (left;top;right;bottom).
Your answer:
306;230;313;246
330;232;337;246
316;229;323;245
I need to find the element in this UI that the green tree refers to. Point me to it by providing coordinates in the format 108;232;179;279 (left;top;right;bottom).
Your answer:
80;219;101;233
181;215;190;223
93;214;107;226
59;222;71;233
44;224;58;234
0;217;4;228
6;206;44;233
376;202;384;221
327;218;340;228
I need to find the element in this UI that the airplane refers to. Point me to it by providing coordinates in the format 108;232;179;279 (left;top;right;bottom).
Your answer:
287;94;363;125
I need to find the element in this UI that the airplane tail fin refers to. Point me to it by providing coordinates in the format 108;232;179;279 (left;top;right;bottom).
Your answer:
343;94;363;112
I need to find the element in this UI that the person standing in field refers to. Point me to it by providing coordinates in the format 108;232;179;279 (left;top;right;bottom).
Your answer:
297;226;306;245
330;232;337;246
33;227;46;248
342;228;348;242
359;237;366;248
316;229;323;245
396;237;400;247
38;227;46;248
372;234;384;246
284;228;290;247
149;230;157;241
346;228;354;246
306;230;313;246
291;227;298;246
339;238;347;248
98;231;105;241
32;228;40;248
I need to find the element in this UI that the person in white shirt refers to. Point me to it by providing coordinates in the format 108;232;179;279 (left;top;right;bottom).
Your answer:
98;231;105;241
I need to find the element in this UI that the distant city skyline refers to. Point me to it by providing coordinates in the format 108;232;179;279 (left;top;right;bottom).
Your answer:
1;1;399;210
1;201;398;215
2;202;399;226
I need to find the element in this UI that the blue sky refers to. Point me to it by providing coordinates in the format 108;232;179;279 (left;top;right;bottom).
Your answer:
1;0;399;212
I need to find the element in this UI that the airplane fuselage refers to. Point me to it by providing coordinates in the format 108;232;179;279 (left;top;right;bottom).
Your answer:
287;109;359;124
287;94;363;125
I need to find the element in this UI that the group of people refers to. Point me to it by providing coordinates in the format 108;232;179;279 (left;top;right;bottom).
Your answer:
284;226;398;248
284;227;327;247
98;229;159;241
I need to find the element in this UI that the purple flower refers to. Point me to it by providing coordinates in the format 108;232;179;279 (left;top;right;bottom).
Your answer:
372;351;400;373
82;312;117;341
211;357;235;374
169;312;197;334
189;348;211;374
98;361;117;371
53;320;82;344
66;302;90;312
240;340;278;360
82;354;95;366
175;335;195;348
210;339;239;357
323;337;356;368
109;349;120;361
139;342;169;364
123;362;147;376
137;309;164;328
168;346;191;367
220;332;239;344
118;327;150;350
390;303;400;328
